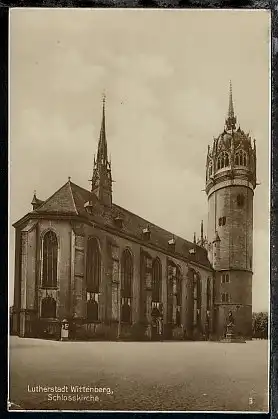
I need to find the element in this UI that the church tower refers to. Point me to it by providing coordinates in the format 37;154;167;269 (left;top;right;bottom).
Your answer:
205;83;257;339
90;95;112;207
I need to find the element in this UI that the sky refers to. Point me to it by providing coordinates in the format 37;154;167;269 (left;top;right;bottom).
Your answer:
9;8;270;312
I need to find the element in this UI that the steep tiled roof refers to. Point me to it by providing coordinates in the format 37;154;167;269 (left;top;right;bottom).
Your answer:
32;180;211;268
35;181;79;214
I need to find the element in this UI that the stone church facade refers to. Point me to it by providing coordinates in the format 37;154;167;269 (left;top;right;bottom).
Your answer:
11;85;256;341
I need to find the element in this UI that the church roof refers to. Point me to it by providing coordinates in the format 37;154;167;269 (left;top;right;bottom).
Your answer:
29;180;211;269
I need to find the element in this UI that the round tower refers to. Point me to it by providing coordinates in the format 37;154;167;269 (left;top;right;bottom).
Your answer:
205;82;257;339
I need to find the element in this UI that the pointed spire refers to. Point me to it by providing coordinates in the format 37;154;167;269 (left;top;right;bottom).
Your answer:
31;190;43;210
31;190;37;204
225;81;237;130
97;93;108;164
91;94;112;207
201;220;204;245
193;232;196;244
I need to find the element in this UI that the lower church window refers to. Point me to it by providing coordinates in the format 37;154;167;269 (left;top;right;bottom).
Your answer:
42;231;58;288
176;307;181;326
87;292;99;321
86;237;101;322
121;297;131;323
121;249;133;323
193;273;201;327
41;296;56;318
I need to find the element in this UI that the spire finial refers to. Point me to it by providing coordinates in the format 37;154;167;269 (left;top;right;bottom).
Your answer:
193;232;196;244
225;81;237;130
228;80;234;119
102;90;106;109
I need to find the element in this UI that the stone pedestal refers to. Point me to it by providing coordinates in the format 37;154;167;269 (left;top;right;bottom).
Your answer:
221;328;246;343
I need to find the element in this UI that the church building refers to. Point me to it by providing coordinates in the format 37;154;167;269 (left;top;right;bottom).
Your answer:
11;84;256;341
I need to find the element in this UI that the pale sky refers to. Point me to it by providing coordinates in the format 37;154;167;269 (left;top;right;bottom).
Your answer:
9;9;270;312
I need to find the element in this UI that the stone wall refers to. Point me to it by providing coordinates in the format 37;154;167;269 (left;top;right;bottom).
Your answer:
14;217;213;340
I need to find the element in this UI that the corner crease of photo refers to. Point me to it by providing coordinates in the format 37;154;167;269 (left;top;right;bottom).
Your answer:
8;7;271;413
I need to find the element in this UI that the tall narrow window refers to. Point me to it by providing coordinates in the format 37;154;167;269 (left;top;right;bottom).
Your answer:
41;296;56;318
207;278;211;311
221;273;230;283
86;237;101;322
217;152;230;170
152;258;162;304
193;273;201;327
167;263;175;323
221;293;230;303
176;267;182;326
121;249;133;323
42;231;58;288
235;149;247;166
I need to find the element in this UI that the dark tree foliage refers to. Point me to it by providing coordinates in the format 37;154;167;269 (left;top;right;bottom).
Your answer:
252;312;268;339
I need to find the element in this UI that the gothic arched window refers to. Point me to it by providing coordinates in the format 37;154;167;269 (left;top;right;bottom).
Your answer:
42;231;58;288
235;149;247;166
167;263;175;323
217;152;230;170
207;277;211;312
193;273;201;328
86;237;101;292
41;296;56;318
176;267;182;326
152;258;162;303
121;249;133;323
86;237;101;322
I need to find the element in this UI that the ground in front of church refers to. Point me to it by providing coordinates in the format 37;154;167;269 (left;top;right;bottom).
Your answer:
9;336;268;412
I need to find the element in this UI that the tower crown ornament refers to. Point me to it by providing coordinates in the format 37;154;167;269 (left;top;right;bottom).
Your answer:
205;83;257;195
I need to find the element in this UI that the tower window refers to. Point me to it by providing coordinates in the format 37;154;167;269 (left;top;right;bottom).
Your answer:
236;194;245;208
221;293;230;303
217;152;230;170
221;273;230;283
218;216;226;226
235;150;247;166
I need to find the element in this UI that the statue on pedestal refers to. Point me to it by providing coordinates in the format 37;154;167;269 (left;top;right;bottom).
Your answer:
226;311;235;337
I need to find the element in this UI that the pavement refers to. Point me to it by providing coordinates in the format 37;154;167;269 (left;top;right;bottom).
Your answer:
9;336;269;412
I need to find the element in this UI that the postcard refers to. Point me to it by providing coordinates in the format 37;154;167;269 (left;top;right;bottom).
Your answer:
8;8;270;412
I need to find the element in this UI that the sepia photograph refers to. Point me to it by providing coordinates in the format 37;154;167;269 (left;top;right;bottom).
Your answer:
8;8;270;412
